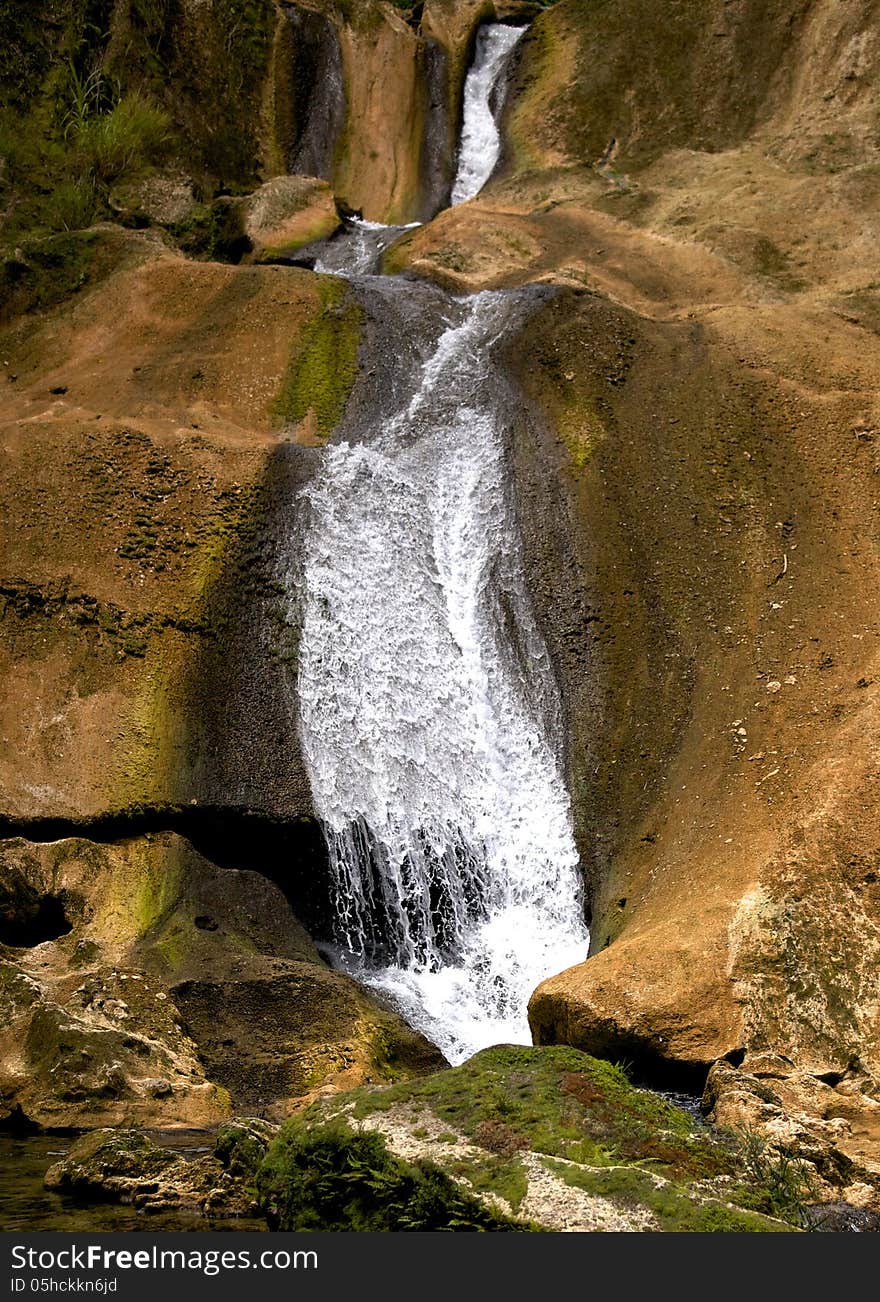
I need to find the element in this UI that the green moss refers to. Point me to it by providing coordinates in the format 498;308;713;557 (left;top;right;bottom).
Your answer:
126;840;184;939
558;397;607;469
214;1119;274;1180
259;1047;820;1230
542;1159;790;1233
257;1121;530;1231
270;279;361;437
0;232;104;318
450;1154;529;1213
366;1022;417;1082
168;201;250;264
349;1046;721;1176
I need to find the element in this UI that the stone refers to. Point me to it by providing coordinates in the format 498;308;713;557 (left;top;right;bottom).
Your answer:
257;1046;797;1232
110;174;199;227
242;177;339;259
44;1128;259;1219
0;833;442;1129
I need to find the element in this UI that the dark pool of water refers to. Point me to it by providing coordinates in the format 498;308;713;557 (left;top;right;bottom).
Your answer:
0;1133;266;1233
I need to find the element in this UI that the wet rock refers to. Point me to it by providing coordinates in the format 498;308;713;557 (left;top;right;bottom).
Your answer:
0;833;444;1129
804;1202;880;1232
44;1128;259;1218
171;966;446;1120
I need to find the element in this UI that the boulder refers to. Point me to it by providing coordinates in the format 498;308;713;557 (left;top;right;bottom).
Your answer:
242;176;339;260
0;833;444;1129
256;1045;798;1232
44;1128;259;1218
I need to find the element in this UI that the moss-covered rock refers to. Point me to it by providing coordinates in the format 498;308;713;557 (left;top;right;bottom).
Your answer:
213;1117;275;1180
258;1122;528;1231
265;1045;804;1231
243;176;340;261
0;832;444;1129
270;278;362;439
44;1127;260;1217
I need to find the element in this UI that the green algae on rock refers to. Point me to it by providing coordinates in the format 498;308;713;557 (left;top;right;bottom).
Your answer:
270;279;362;439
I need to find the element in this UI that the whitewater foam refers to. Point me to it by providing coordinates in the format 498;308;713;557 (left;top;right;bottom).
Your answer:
451;24;526;206
295;293;588;1063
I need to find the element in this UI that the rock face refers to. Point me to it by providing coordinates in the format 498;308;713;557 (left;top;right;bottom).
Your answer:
2;0;880;1210
375;0;880;1181
0;833;444;1128
269;1;539;222
0;230;330;826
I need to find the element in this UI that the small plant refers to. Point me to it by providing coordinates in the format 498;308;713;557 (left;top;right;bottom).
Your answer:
49;179;98;233
60;60;119;141
72;93;172;185
737;1128;817;1228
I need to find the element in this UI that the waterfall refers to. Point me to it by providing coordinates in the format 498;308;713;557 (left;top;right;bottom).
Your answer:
313;219;420;278
451;24;526;206
290;21;588;1066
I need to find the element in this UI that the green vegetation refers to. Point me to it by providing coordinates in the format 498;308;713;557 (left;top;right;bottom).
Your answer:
270;279;362;436
734;1128;818;1228
0;231;105;318
167;202;250;264
277;1046;814;1230
446;1151;529;1212
0;0;276;305
347;1045;722;1176
257;1122;529;1231
542;1159;788;1232
557;397;606;469
0;63;172;247
214;1119;274;1181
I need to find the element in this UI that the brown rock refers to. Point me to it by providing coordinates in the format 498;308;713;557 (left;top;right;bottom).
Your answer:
44;1128;259;1218
0;834;443;1128
242;176;339;259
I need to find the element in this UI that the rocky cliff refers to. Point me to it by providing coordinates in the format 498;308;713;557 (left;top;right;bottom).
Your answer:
2;0;879;1209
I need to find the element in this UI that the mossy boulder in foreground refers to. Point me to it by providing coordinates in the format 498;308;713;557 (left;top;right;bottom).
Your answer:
256;1045;804;1231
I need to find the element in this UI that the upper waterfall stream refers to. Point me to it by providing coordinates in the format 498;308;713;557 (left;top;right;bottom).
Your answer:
452;23;525;206
292;23;588;1065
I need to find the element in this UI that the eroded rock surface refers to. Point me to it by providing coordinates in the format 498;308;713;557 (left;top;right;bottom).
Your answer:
44;1119;274;1218
0;834;444;1129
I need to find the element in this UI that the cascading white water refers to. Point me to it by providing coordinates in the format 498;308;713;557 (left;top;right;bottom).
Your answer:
296;292;588;1064
289;18;588;1065
313;218;420;277
451;23;526;206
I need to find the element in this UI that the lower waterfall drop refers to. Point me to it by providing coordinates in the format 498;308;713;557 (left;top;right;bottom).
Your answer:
295;289;589;1064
